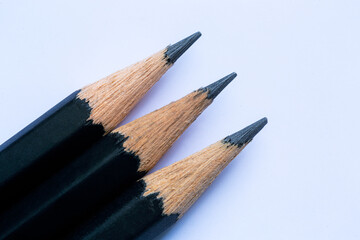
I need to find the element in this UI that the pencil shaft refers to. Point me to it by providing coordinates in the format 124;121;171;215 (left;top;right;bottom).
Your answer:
66;180;178;240
67;118;267;240
0;32;200;212
0;133;142;239
0;91;104;212
0;74;233;239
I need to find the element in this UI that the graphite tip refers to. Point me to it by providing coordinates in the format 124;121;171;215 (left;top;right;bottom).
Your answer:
222;117;268;147
165;32;202;64
199;72;237;99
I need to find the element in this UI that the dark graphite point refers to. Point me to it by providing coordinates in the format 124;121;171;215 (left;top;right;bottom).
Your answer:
223;118;268;147
200;72;237;99
165;32;201;64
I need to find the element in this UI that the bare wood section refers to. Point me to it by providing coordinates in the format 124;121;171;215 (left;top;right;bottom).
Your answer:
115;90;212;172
143;141;246;218
78;49;171;133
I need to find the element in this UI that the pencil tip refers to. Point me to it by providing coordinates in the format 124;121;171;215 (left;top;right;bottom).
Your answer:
165;32;202;64
200;72;237;99
223;117;268;147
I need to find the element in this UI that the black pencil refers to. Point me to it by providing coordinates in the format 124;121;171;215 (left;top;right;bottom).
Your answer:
0;32;201;212
0;73;236;240
66;118;268;240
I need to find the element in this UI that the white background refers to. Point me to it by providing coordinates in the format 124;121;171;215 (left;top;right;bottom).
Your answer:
1;1;360;239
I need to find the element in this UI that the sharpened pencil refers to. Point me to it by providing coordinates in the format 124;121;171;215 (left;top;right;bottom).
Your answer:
66;118;268;240
0;32;201;212
0;73;236;240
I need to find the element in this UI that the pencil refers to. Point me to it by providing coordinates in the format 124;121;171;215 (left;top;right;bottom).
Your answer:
67;118;268;240
0;32;201;212
0;73;236;240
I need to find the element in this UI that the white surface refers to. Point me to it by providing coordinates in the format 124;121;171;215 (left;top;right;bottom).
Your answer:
1;1;359;239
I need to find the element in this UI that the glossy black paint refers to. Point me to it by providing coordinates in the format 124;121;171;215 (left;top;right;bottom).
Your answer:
0;133;145;240
0;90;105;212
67;180;178;240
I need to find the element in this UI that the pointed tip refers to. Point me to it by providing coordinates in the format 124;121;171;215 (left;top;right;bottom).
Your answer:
165;31;202;64
199;72;237;99
222;117;268;147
